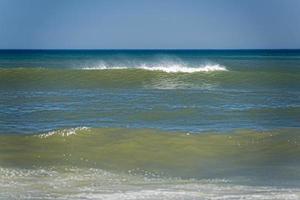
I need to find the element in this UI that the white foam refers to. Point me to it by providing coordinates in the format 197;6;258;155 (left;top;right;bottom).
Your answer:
82;62;227;73
1;167;299;200
139;64;227;73
38;127;90;138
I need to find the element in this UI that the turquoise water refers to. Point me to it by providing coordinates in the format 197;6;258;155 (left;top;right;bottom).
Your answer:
0;50;300;199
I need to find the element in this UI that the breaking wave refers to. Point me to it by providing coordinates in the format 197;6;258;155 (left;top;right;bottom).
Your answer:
1;64;299;90
82;62;227;73
1;167;299;200
38;127;90;138
1;127;300;199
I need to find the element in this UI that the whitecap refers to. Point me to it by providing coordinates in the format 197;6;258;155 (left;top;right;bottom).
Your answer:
82;61;227;73
139;63;227;73
38;127;90;138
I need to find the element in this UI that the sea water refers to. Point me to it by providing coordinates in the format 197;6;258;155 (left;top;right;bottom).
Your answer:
0;50;300;199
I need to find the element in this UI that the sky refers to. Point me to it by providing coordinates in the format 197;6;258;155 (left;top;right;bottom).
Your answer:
0;0;299;49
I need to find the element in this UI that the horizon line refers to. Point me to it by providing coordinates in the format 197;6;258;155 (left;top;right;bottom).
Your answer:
0;48;300;51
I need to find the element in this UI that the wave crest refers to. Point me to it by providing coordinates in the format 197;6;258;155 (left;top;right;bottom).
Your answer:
38;127;90;138
140;64;227;73
82;62;227;73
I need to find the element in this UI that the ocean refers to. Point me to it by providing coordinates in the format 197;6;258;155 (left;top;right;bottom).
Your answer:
0;50;300;199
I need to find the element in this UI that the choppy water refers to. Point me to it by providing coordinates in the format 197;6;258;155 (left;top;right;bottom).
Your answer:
1;50;300;199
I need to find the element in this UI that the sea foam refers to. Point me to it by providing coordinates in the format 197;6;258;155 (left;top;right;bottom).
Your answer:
82;62;227;73
139;64;227;73
1;167;299;200
38;127;90;138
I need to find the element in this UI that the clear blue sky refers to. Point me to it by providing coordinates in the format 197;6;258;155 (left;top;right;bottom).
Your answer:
0;0;299;49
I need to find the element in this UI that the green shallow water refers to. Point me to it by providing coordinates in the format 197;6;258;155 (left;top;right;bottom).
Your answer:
1;68;300;90
1;127;300;185
1;50;300;199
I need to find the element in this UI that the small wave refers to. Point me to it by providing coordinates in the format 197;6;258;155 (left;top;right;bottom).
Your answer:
82;63;227;73
38;127;90;138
